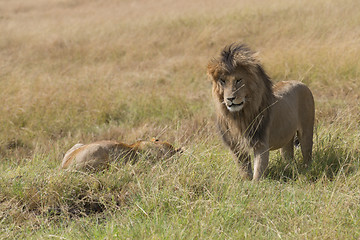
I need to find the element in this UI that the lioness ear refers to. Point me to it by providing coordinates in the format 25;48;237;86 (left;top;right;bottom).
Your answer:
175;147;183;154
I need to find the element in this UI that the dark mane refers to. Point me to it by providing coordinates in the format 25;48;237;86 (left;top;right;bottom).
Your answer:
213;43;275;146
220;43;260;73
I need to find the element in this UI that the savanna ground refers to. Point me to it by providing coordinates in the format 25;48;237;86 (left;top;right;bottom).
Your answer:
0;0;360;239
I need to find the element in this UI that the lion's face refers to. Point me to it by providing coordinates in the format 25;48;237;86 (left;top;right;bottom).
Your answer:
207;44;272;117
216;70;251;112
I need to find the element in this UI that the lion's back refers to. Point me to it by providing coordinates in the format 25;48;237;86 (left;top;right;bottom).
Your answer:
269;81;315;149
61;141;119;170
274;81;314;116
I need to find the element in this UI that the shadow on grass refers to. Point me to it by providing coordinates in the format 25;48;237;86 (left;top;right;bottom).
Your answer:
265;137;359;182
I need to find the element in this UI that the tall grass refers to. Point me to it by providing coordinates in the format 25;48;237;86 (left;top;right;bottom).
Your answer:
1;0;360;239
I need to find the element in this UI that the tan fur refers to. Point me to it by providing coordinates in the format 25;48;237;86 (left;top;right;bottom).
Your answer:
61;138;182;171
207;44;315;180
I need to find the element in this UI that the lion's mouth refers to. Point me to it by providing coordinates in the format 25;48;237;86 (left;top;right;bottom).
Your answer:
230;102;244;107
226;100;245;112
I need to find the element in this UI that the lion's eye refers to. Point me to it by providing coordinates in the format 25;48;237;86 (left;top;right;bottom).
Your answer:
219;79;225;86
236;79;242;85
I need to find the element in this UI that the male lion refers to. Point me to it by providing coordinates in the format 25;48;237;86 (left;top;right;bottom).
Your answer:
61;138;182;171
207;44;315;180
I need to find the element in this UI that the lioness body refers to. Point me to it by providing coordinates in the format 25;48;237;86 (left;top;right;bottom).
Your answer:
208;44;315;180
61;139;180;171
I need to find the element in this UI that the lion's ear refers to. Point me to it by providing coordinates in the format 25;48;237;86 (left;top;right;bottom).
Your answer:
251;51;260;59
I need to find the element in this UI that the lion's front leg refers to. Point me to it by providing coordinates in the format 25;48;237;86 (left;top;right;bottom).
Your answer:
233;150;253;180
253;142;270;181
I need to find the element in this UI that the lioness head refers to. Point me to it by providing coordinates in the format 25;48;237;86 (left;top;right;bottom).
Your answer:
207;44;271;114
136;138;183;159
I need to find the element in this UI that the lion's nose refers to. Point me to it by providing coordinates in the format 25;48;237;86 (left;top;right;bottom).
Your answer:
227;97;235;102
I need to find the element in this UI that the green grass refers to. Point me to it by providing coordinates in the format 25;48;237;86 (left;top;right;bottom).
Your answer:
1;128;360;239
1;0;360;239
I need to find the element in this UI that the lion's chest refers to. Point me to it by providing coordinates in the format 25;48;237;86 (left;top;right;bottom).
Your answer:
218;118;252;149
218;108;270;149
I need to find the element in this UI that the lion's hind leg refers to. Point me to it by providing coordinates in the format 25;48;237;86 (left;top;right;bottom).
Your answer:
297;84;315;168
280;136;295;161
297;129;313;168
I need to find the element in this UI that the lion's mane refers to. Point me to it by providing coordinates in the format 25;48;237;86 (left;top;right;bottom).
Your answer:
207;44;275;146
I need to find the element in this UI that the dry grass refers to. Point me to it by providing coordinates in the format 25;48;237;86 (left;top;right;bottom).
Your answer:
0;0;360;239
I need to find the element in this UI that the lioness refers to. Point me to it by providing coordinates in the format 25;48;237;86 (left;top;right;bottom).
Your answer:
207;44;315;180
61;138;182;171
